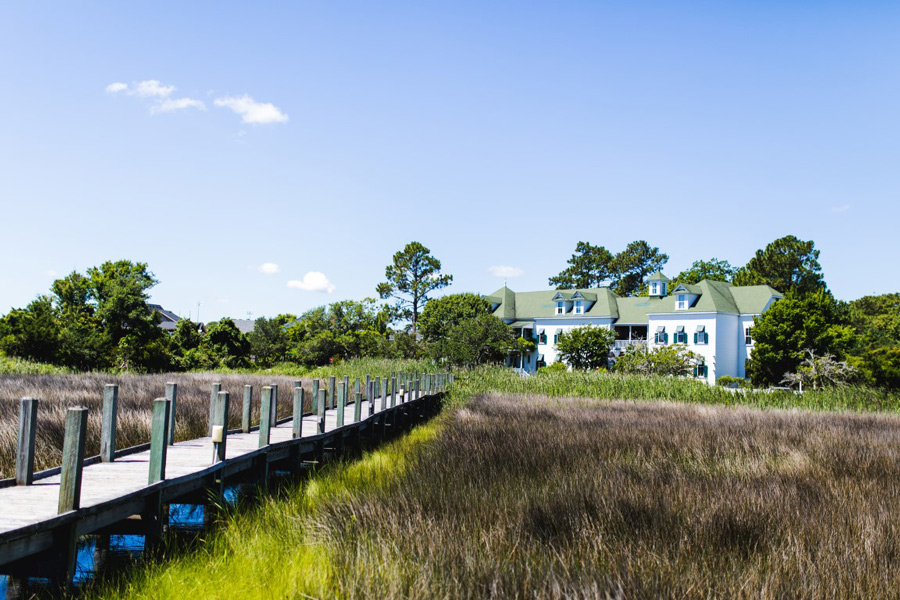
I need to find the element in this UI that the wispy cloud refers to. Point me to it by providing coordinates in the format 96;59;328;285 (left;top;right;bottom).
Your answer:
214;95;289;124
257;262;280;275
152;97;207;113
287;272;335;293
489;265;524;278
106;79;206;114
828;204;851;214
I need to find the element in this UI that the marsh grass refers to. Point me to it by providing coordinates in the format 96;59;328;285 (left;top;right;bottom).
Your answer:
317;393;900;598
87;392;900;599
0;373;305;480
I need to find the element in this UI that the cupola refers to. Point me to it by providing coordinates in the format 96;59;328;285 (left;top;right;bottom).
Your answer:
647;271;670;297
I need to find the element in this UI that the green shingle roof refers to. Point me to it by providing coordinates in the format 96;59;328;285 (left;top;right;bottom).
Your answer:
647;271;670;282
488;280;781;324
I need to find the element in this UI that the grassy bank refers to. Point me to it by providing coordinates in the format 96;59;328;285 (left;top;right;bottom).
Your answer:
455;366;900;412
86;390;900;599
89;413;446;599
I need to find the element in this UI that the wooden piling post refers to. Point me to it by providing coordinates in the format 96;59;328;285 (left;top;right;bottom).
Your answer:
58;407;88;513
241;385;253;433
368;380;375;416
354;390;363;423
312;379;320;414
148;398;171;484
336;382;346;428
293;387;304;439
271;384;279;427
391;376;397;408
212;391;229;463
165;382;177;445
328;376;336;412
317;386;326;434
259;386;273;447
100;384;118;462
16;397;38;485
208;383;221;436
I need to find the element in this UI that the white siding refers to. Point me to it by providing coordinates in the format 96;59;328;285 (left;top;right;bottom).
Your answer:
737;315;757;378
533;317;614;367
647;313;718;383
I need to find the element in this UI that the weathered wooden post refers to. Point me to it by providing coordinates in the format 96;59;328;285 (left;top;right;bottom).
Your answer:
365;375;371;401
312;379;320;414
212;391;229;463
293;386;305;439
58;407;88;513
259;386;273;447
336;382;346;428
148;398;171;484
354;389;363;423
16;397;38;485
208;383;221;436
342;376;350;409
391;376;397;408
328;376;336;413
100;384;118;462
368;379;375;416
165;382;177;445
271;384;279;427
317;386;326;434
241;385;253;433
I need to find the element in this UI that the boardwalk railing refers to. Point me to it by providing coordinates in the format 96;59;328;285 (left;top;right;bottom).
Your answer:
0;371;453;590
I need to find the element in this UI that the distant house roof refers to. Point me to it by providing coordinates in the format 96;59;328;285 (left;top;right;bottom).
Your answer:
488;279;782;325
148;304;181;331
232;319;255;335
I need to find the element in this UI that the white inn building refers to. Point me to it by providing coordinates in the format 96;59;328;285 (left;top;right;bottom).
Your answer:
487;272;782;383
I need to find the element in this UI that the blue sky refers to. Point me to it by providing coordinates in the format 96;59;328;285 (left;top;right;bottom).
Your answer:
1;1;898;322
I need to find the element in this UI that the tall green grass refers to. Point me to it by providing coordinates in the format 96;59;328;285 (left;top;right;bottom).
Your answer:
0;353;71;375
454;366;900;413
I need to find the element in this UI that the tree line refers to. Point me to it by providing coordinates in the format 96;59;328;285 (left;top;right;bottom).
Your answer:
0;237;896;390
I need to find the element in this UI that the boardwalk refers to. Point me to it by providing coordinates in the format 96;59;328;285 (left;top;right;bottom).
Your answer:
0;374;448;588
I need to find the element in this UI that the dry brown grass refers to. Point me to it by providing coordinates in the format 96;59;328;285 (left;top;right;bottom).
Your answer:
0;374;316;479
320;394;900;599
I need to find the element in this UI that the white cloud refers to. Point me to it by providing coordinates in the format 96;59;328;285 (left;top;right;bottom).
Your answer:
489;265;524;278
287;272;335;293
106;82;128;94
214;95;289;124
828;204;851;214
134;79;176;98
45;269;58;277
257;262;280;275
152;97;206;113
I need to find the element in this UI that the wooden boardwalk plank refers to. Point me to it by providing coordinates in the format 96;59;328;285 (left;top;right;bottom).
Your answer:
0;393;396;538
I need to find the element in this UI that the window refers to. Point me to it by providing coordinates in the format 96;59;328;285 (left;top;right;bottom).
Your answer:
538;329;547;345
654;327;667;344
574;300;583;314
693;363;708;378
674;325;687;344
745;327;753;345
650;283;658;295
676;294;688;310
554;329;563;344
693;326;708;345
556;301;564;315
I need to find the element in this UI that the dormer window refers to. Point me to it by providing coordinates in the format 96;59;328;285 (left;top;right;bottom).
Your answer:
650;282;658;295
556;301;565;315
676;294;688;310
573;300;583;314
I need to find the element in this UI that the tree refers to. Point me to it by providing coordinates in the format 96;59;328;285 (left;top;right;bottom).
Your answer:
671;258;735;287
548;242;614;289
848;293;900;351
612;345;700;377
746;290;856;386
431;314;513;367
733;235;826;295
0;296;60;364
418;293;492;342
247;314;296;367
202;318;251;369
781;350;858;390
555;325;617;370
610;241;669;296
377;242;452;337
855;347;900;390
285;299;391;366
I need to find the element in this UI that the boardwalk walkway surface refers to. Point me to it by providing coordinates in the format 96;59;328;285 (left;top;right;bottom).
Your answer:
0;374;448;589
